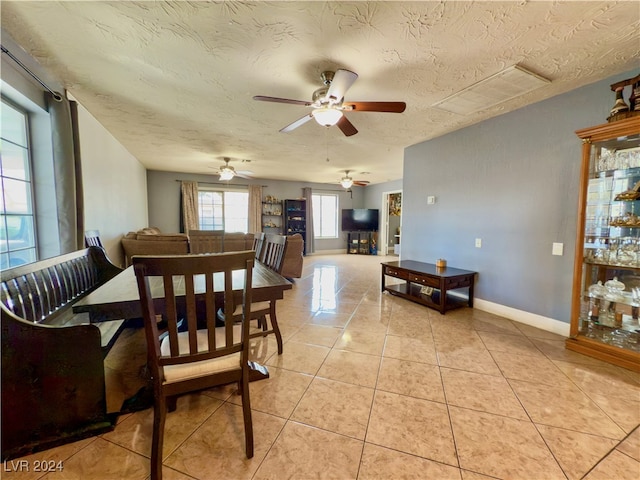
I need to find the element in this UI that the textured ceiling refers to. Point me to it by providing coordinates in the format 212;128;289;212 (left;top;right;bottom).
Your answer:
2;1;639;185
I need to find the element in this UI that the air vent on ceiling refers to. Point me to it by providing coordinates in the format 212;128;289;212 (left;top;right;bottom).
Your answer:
432;65;550;115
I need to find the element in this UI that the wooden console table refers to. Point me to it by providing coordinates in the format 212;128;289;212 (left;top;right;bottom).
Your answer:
381;260;477;314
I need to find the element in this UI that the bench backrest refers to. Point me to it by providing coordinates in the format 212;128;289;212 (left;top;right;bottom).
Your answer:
1;247;121;324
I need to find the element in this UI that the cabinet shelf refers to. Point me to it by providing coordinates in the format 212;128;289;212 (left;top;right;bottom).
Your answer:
583;260;640;271
261;199;283;233
347;232;375;255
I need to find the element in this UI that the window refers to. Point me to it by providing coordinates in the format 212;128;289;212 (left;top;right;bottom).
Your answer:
312;193;338;238
1;99;37;269
198;189;248;232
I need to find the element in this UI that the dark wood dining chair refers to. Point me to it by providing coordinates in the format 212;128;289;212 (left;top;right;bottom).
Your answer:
133;251;255;480
218;233;286;354
260;234;287;273
252;232;265;260
84;230;104;249
252;234;286;352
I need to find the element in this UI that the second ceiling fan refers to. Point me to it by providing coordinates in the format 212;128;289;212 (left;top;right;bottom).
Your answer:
340;170;369;189
253;69;406;137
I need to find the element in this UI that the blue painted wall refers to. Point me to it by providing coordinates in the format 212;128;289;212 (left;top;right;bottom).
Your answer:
401;70;637;322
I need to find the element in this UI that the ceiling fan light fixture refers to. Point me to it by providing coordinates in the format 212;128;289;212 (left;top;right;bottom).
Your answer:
340;177;354;189
219;167;235;181
313;107;343;126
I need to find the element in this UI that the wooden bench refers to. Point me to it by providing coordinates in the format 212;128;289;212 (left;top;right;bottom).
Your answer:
1;247;126;459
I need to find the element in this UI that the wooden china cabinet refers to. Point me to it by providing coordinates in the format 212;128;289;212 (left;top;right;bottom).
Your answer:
568;116;640;372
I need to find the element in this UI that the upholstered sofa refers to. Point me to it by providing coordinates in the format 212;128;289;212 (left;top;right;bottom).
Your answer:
121;227;189;266
121;228;304;278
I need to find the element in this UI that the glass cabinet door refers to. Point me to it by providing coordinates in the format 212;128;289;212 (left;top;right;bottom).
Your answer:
579;132;640;353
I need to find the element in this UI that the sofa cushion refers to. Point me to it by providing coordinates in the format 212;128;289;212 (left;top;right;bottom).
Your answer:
140;227;162;235
135;233;189;242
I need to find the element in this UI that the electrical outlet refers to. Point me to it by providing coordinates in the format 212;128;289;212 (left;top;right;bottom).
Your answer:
475;238;482;248
427;195;436;204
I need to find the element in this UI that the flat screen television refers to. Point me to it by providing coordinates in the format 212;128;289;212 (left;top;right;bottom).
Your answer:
341;209;379;232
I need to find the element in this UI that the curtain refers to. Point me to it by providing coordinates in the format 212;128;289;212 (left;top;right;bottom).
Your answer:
48;91;83;253
248;184;262;234
180;181;199;233
303;187;315;254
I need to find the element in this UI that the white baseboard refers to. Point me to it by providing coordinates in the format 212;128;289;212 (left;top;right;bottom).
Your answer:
473;298;571;337
307;249;348;256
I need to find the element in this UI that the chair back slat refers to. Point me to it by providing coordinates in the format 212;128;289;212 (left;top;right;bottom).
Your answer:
205;273;216;350
252;232;265;260
132;251;254;378
163;273;180;356
28;272;44;321
184;274;198;354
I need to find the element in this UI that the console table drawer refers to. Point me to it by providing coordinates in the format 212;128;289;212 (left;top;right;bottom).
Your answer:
445;276;473;289
384;266;408;279
408;273;440;288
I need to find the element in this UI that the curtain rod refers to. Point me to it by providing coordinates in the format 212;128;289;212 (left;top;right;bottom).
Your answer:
1;44;63;102
175;179;268;187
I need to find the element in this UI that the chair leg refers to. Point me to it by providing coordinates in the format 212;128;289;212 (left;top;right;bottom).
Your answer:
151;394;167;480
240;372;254;458
167;396;177;412
269;303;283;355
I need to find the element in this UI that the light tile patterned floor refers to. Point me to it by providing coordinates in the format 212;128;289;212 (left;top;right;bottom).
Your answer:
5;254;640;480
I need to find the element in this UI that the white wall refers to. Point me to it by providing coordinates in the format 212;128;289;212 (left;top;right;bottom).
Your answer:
75;101;148;267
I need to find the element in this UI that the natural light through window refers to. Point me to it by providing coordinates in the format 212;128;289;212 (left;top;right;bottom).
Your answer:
1;99;37;269
312;193;338;238
198;189;248;232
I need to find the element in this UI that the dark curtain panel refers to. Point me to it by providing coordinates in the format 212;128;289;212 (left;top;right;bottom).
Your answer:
47;91;83;253
69;101;84;249
303;187;314;254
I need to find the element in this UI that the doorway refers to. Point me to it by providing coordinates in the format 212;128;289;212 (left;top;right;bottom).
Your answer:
380;190;402;256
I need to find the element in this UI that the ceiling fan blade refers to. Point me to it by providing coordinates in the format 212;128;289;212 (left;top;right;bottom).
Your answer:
336;115;358;137
343;101;406;113
326;69;358;102
353;180;370;186
280;113;314;133
253;95;312;106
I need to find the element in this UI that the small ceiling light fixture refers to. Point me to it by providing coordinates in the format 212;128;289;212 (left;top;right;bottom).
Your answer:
313;107;343;126
219;166;235;181
340;175;354;189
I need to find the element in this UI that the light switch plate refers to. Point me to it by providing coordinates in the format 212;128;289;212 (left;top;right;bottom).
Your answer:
552;242;563;256
427;195;436;204
475;238;482;248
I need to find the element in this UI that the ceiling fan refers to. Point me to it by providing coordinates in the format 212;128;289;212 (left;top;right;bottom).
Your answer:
340;170;370;189
212;158;253;181
253;69;406;137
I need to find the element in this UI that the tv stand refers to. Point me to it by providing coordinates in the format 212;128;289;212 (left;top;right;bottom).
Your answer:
347;232;375;255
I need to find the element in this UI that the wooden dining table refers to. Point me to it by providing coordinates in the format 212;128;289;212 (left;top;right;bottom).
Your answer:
72;261;292;409
73;261;292;323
